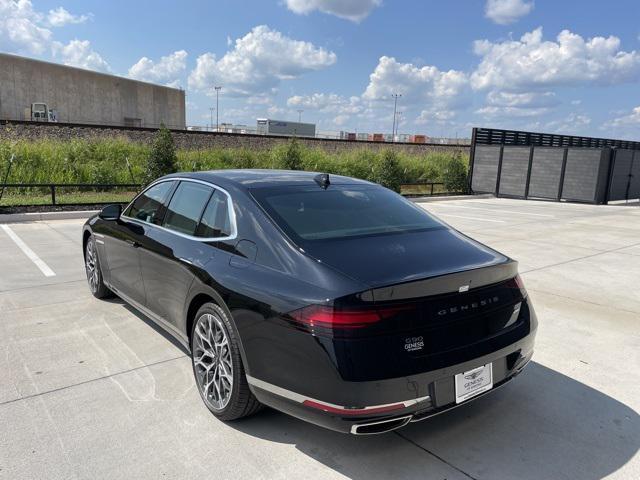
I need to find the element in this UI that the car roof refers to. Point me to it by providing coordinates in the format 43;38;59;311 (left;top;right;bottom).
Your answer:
163;169;376;190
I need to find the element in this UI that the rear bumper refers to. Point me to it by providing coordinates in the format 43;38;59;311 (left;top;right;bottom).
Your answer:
248;327;536;434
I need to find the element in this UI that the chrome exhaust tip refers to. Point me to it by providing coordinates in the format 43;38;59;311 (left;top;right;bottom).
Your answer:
350;415;412;435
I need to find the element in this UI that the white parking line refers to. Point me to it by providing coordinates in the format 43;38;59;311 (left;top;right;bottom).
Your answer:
436;213;506;223
430;204;554;217
1;224;56;277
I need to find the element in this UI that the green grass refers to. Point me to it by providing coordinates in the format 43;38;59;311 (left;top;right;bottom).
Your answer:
0;190;137;207
0;136;469;206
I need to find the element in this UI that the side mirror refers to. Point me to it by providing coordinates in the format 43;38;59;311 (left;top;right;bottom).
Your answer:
99;204;122;221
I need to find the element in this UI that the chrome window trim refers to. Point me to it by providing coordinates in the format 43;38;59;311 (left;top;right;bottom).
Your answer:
120;177;238;242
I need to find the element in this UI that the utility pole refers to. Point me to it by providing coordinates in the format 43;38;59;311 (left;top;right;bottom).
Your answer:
391;93;401;143
297;109;304;122
214;86;222;131
209;107;215;132
395;111;403;139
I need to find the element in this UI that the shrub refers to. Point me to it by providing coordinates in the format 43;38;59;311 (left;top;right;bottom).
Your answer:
144;126;177;184
375;150;403;193
278;138;303;170
442;153;469;193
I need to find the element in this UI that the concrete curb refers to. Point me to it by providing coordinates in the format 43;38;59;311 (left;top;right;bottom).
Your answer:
0;210;98;223
409;194;494;203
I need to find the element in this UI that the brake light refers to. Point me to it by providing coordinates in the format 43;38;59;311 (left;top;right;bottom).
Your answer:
510;274;527;297
288;304;408;330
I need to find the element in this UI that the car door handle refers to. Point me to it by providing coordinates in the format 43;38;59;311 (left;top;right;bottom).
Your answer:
126;240;140;248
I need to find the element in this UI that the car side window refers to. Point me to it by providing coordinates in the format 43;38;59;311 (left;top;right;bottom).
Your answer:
163;182;213;236
196;190;232;238
126;181;175;225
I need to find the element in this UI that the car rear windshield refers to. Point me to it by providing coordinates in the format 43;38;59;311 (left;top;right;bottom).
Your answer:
250;184;445;242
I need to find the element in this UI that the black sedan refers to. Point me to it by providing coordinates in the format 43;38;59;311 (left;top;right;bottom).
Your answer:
82;170;537;434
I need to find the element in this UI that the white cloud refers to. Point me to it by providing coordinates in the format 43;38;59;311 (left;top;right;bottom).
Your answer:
333;114;350;126
128;50;187;87
476;105;552;118
47;6;90;27
0;0;52;54
284;57;470;131
485;91;557;108
287;93;364;126
52;39;110;72
545;112;591;133
0;0;109;74
416;109;457;125
485;0;533;25
284;0;381;22
363;56;469;109
471;28;640;91
188;25;336;96
287;93;362;113
605;106;640;128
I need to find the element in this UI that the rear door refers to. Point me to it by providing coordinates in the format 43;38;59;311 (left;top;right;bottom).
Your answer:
138;180;218;330
104;180;176;305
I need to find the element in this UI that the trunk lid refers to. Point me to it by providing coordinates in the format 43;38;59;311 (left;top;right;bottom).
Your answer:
303;228;510;290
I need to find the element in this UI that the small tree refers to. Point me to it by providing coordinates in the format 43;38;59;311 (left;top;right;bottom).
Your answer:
377;150;403;193
280;138;303;171
442;153;469;193
144;125;177;184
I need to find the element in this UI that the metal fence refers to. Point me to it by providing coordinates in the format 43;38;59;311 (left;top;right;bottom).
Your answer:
468;127;640;204
0;181;459;208
0;183;140;207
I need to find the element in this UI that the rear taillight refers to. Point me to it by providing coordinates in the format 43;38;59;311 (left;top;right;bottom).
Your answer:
288;304;410;332
510;274;527;297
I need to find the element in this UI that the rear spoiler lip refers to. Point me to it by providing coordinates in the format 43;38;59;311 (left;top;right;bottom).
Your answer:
361;260;518;302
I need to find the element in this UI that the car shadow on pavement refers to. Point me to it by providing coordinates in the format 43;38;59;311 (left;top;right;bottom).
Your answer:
230;362;639;480
107;298;190;355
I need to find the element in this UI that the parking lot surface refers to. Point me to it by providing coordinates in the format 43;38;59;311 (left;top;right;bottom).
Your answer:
1;197;639;480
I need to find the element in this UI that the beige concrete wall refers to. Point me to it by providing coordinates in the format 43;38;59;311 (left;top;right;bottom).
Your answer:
0;53;185;129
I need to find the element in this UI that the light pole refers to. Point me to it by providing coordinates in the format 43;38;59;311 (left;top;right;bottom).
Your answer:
395;111;403;139
297;109;304;122
209;107;215;132
391;93;401;143
214;86;222;131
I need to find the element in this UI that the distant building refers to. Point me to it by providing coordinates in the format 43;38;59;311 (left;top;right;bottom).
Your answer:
0;52;185;129
256;118;316;137
219;123;251;134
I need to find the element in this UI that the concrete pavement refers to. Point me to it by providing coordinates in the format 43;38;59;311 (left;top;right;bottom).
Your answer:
0;198;638;479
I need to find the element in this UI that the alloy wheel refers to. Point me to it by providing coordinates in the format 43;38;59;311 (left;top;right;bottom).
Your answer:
85;238;98;293
193;313;234;410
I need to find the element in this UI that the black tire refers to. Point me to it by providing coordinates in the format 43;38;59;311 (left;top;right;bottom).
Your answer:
190;302;262;421
85;235;112;299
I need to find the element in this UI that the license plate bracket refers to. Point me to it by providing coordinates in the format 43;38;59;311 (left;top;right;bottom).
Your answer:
454;363;493;404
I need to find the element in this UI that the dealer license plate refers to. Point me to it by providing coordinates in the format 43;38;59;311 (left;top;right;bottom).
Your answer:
454;363;493;404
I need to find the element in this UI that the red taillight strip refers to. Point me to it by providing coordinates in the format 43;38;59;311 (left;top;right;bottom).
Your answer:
288;304;414;330
302;399;405;416
246;375;430;416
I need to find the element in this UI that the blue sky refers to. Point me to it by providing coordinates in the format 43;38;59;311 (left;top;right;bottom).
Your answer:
2;0;640;139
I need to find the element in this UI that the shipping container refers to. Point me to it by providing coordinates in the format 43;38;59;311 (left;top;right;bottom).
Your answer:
256;118;316;136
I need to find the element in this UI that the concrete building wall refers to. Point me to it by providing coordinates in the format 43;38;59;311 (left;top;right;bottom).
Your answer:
0;53;185;129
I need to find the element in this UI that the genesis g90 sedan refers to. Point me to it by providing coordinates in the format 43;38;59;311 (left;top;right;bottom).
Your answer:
82;170;537;434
